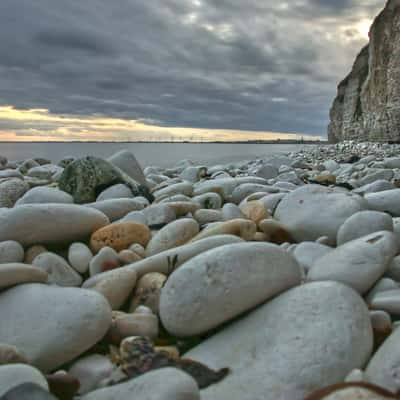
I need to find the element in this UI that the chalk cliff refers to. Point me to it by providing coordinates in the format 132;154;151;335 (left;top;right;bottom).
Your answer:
328;0;400;142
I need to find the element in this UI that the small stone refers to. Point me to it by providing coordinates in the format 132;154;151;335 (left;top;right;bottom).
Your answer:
239;200;270;224
0;179;29;208
33;253;82;287
0;364;49;397
365;189;400;217
129;272;167;314
15;187;73;206
193;209;222;224
308;231;398;294
0;263;48;290
259;219;293;244
118;249;142;264
69;354;114;395
141;204;176;227
0;344;28;365
293;242;332;273
129;243;145;258
0;241;24;264
68;243;93;274
24;245;47;265
369;289;400;315
90;222;151;253
366;324;400;394
344;369;365;383
304;383;398;399
0;284;112;372
80;368;200;400
108;310;159;343
89;247;120;276
46;371;80;400
146;219;199;257
190;219;256;242
337;211;393;245
96;184;134;201
83;268;137;310
85;199;144;222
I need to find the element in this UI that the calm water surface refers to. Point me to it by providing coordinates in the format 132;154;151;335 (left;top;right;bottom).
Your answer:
0;142;316;167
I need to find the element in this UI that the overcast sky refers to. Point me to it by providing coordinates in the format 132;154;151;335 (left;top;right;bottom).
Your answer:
0;0;386;141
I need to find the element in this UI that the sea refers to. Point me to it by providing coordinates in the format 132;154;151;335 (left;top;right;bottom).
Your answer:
0;142;317;168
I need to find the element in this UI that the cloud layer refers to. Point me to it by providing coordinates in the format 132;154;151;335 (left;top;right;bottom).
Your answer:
0;0;386;139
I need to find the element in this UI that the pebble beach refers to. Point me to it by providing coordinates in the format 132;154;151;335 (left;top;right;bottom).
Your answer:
2;141;400;399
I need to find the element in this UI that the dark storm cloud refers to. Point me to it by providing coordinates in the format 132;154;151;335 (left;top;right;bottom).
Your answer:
0;0;387;136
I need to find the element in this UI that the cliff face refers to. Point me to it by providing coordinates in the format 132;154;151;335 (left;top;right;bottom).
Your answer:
328;0;400;143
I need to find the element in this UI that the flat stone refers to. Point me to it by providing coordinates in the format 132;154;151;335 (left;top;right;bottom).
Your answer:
0;364;48;397
15;187;73;206
308;231;398;294
0;241;24;264
194;209;222;224
385;255;400;281
0;284;112;372
81;367;200;400
160;242;301;336
146;219;199;257
0;263;48;290
337;211;393;245
0;204;109;246
187;282;373;400
275;185;367;244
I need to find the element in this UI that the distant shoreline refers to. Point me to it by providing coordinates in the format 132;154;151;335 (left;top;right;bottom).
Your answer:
0;140;327;144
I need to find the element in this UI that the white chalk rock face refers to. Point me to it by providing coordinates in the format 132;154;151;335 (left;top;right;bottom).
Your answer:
15;187;74;206
160;242;302;336
68;242;93;274
186;282;373;400
275;185;366;244
0;284;112;372
0;204;109;246
0;241;24;264
0;263;48;290
32;252;83;287
308;231;398;294
366;326;400;393
146;219;199;257
81;367;200;400
0;364;49;397
365;189;400;216
85;199;144;222
337;211;393;245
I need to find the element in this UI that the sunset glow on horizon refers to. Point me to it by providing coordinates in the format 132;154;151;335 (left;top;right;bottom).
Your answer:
0;106;323;142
